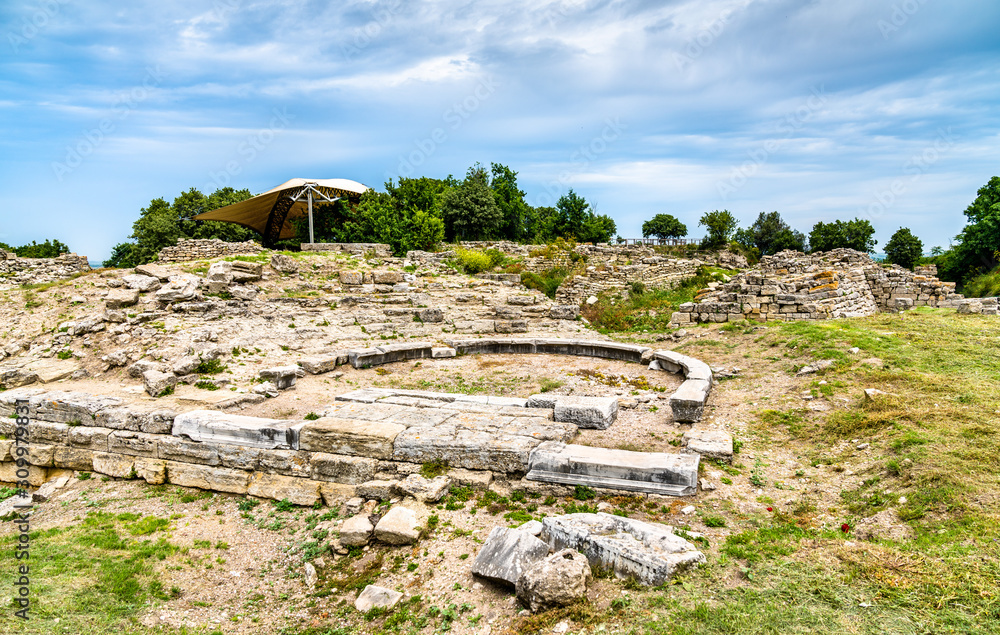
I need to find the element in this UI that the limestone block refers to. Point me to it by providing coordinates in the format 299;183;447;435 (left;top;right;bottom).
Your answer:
297;354;347;374
123;274;162;292
549;305;579;320
165;461;250;494
259;366;306;390
395;474;452;503
135;263;171;281
374;506;420;545
143;370;177;397
106;288;140;308
340;513;374;546
53;447;93;471
0;462;47;487
355;585;403;612
108;431;159;457
516;549;591;612
340;270;363;285
309;452;377;484
319;482;358;506
373;271;404;284
357;479;397;501
92;452;135;478
157;436;221;465
472;526;550;587
552;395;618;429
27;444;54;467
669;380;711;423
682;429;733;461
172;410;300;450
392;425;541;473
135;458;166;484
248;472;320;506
299;417;404;459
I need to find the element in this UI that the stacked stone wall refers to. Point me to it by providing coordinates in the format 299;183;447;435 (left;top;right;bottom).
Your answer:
157;239;263;263
0;253;91;287
672;249;966;325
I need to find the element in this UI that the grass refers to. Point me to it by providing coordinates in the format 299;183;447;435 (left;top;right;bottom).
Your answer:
962;264;1000;297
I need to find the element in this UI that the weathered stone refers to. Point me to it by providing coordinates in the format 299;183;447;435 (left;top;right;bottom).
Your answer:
108;431;159;457
171;356;200;376
340;513;375;546
165;461;249;494
374;506;420;545
340;270;364;285
53;447;93;471
551;395;618;429
123;274;161;292
106;288;140;308
92;452;136;478
549;305;579;320
247;472;321;506
0;463;46;486
373;270;403;284
298;354;346;374
396;474;451;502
682;429;733;461
357;479;397;501
527;442;699;496
472;526;550;587
310;452;377;484
270;253;299;273
259;366;306;390
299;417;404;459
355;585;403;612
143;370;177;397
128;360;162;379
135;263;171;281
155;277;200;303
392;425;542;473
27;444;54;466
157;436;221;465
134;458;166;484
541;513;705;586
669;379;711;423
32;475;70;503
516;549;591;612
319;482;358;506
230;285;258;301
172;410;300;450
431;347;456;359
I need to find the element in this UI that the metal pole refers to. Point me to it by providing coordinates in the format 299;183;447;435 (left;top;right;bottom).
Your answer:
308;189;314;244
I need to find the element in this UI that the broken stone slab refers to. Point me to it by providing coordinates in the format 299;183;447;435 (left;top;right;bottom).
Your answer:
247;472;321;506
340;513;375;547
669;379;711;423
472;526;550;587
526;442;699;497
516;548;591;613
391;425;542;473
652;350;713;381
374;506;420;545
541;513;705;586
106;288;140;309
549;305;579;320
431;347;456;359
355;585;404;613
298;417;405;459
155;276;201;303
395;474;451;503
357;480;398;501
271;253;299;273
142;370;178;397
552;395;618;429
796;359;834;376
259;366;306;390
297;353;348;374
135;263;171;281
122;274;162;292
172;410;302;449
682;428;733;461
340;270;363;285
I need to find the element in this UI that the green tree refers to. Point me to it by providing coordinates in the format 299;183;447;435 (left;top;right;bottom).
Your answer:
7;239;70;258
490;163;530;241
107;187;256;267
441;165;502;241
322;191;445;256
641;214;688;240
809;218;877;254
883;227;924;270
555;189;590;238
938;176;1000;285
733;211;806;256
698;210;738;248
579;211;617;244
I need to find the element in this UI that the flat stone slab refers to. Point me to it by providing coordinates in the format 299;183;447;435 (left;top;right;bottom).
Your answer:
472;526;550;587
392;424;544;473
298;417;404;460
355;585;403;613
551;395;618;429
541;513;705;586
23;359;82;384
526;442;699;496
682;428;733;461
374;506;420;545
172;410;301;449
349;342;434;368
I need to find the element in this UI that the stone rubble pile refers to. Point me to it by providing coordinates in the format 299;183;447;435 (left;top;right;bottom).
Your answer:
0;252;91;288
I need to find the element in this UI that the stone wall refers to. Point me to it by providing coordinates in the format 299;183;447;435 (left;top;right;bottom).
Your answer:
671;249;966;325
301;243;392;258
156;239;263;263
0;253;91;287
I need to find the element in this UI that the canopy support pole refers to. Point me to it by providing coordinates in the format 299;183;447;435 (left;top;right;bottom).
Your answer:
289;183;339;245
308;190;314;244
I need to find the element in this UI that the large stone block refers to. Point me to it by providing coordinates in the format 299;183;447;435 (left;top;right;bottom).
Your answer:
392;425;541;473
669;379;711;423
165;461;250;494
0;462;47;487
106;288;140;309
53;447;93;471
157;436;221;465
374;506;420;545
682;428;733;462
552;395;618;429
134;458;166;484
472;526;550;587
92;452;136;478
297;354;347;375
526;442;699;496
135;263;171;281
172;411;301;450
309;452;377;484
298;417;404;459
516;549;591;613
108;431;159;457
248;472;321;506
541;513;704;586
340;513;374;546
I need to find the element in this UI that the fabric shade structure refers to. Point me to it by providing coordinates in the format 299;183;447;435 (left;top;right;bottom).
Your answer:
193;178;370;247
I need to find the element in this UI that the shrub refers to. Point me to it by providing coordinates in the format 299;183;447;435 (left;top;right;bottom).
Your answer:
453;248;493;274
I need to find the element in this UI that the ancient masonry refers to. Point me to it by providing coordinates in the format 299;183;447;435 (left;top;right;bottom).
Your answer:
0;339;715;503
0;251;90;288
156;238;263;263
671;249;971;325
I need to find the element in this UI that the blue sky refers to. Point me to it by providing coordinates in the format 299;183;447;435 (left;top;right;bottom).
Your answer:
1;0;998;261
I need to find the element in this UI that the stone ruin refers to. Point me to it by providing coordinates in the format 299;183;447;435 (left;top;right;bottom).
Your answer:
155;238;263;263
671;248;971;326
0;251;91;288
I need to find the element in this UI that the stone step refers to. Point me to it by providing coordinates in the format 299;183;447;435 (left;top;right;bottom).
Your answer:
525;442;699;496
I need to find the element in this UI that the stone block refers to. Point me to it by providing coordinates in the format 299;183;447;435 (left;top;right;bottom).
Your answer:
309;452;377;484
53;447;93;471
431;347;456;358
396;474;452;502
259;366;306;390
165;461;250;494
373;270;404;284
297;354;347;374
248;472;321;506
418;308;444;323
549;305;579;320
123;274;162;292
340;513;375;546
299;417;404;459
92;452;136;478
30;421;69;445
143;370;177;397
374;506;420;545
355;585;403;612
392;425;541;473
157;436;221;465
0;462;47;487
516;549;591;613
27;444;54;467
135;263;171;281
357;479;397;501
669;379;711;423
340;270;363;285
134;458;166;484
541;513;704;586
259;449;312;477
682;429;733;461
553;395;618;429
172;410;300;450
472;526;550;587
526;442;699;497
106;288;140;309
108;431;159;457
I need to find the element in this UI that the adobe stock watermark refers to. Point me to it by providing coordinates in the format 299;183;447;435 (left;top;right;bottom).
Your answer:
529;117;627;208
341;0;403;59
7;0;71;54
673;9;733;71
204;107;295;191
11;398;32;620
209;0;241;22
716;86;827;200
540;0;587;29
391;76;499;180
856;127;955;221
878;0;930;40
51;66;166;182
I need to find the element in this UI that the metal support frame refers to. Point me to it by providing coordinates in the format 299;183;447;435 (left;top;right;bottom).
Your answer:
289;183;341;244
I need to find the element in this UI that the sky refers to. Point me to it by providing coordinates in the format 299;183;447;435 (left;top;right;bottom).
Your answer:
1;0;998;262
